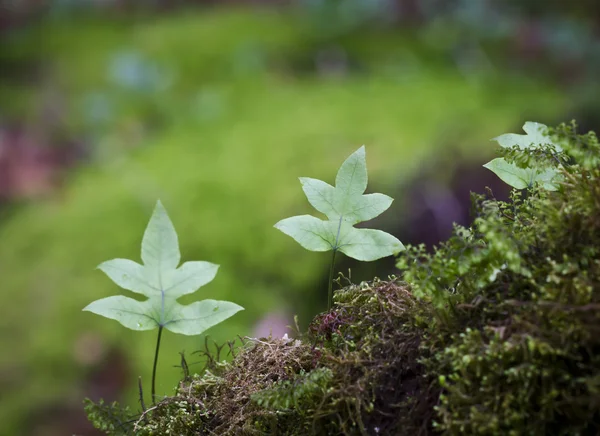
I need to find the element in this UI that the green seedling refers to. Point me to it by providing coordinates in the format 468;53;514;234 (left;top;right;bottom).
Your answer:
275;146;404;309
484;121;563;190
84;200;244;403
493;121;561;150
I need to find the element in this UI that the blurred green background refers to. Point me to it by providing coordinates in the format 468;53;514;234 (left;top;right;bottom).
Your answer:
1;1;599;435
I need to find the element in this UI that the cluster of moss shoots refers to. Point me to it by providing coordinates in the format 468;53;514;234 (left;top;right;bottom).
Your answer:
85;121;600;435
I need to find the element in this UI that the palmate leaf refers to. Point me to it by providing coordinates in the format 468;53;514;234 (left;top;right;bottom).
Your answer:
483;158;561;191
83;200;243;335
485;122;563;191
492;121;563;151
275;146;404;261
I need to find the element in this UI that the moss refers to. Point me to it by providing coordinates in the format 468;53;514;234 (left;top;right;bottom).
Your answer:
87;121;600;435
85;399;134;435
1;12;565;433
401;122;600;435
89;279;433;435
133;336;318;435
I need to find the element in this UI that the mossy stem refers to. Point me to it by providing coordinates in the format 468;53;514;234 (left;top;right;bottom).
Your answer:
152;326;163;404
328;249;337;310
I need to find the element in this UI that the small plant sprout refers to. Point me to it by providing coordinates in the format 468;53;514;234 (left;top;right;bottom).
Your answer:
484;121;563;190
83;200;244;403
275;146;404;309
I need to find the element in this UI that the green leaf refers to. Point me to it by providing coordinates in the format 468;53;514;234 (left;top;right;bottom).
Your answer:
492;121;562;151
275;146;404;261
483;158;561;191
83;200;244;335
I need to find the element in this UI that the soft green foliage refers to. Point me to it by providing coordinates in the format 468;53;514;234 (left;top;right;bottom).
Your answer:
492;121;559;150
111;120;600;435
84;200;243;335
84;399;134;436
251;368;333;411
484;121;563;190
483;157;561;190
275;146;404;261
399;121;600;434
0;8;566;434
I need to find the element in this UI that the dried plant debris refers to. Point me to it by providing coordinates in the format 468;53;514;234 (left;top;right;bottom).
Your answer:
134;335;318;435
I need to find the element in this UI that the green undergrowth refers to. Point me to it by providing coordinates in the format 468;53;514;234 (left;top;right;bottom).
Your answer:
0;7;568;435
87;278;431;435
87;122;600;435
1;25;565;436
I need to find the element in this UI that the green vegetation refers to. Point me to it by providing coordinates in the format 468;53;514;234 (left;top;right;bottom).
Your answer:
0;8;566;435
84;200;243;403
275;146;404;309
87;121;600;434
483;122;563;190
400;122;600;434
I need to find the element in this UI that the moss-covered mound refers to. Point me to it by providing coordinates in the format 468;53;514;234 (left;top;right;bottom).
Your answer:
3;10;567;434
87;122;600;435
89;279;431;435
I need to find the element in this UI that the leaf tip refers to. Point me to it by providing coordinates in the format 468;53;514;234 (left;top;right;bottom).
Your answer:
155;199;165;211
274;220;287;232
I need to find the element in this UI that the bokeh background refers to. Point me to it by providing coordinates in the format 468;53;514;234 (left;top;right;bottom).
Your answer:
1;1;599;434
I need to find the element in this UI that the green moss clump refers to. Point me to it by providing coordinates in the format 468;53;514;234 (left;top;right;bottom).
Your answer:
397;122;600;435
93;279;432;435
87;121;600;435
133;336;318;435
84;399;134;435
411;123;600;435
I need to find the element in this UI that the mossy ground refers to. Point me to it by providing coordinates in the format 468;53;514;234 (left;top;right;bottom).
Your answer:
87;122;600;435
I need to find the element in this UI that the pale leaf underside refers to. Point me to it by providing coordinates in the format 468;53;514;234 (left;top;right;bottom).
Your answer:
275;146;404;261
492;121;562;151
84;200;243;335
485;122;563;191
483;158;561;191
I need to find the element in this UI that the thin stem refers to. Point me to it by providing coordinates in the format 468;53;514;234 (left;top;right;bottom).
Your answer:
138;376;146;413
327;216;343;311
328;249;338;310
151;326;163;405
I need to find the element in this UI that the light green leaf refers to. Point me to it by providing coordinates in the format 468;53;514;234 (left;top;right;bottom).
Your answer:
84;200;244;335
274;215;338;252
492;121;562;151
337;226;405;261
275;146;404;261
483;158;561;191
83;296;157;331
